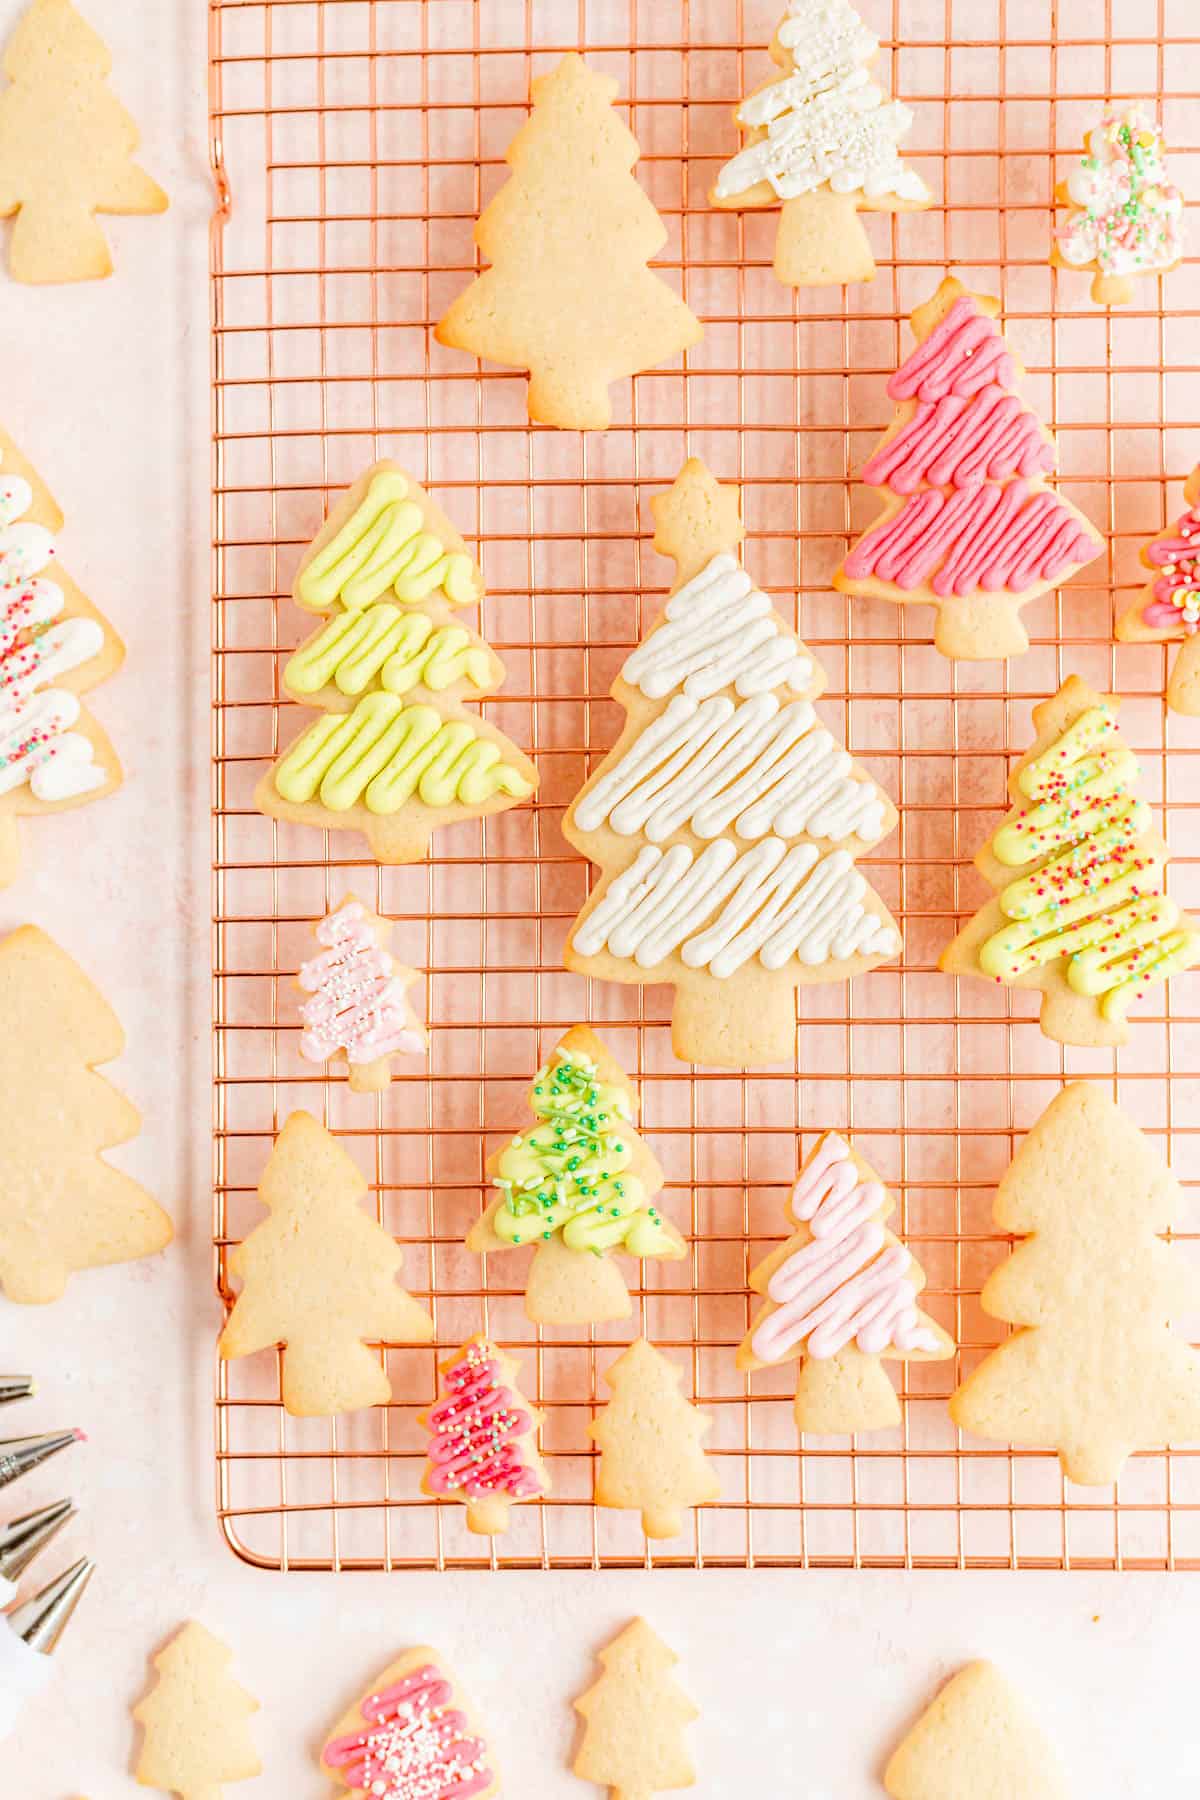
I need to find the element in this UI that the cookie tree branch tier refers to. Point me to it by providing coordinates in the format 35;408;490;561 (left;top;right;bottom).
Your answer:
468;1026;685;1324
256;464;536;862
738;1131;953;1432
950;1084;1200;1486
834;278;1103;661
884;1661;1070;1800
941;677;1200;1046
1116;461;1200;715
0;0;167;284
0;925;172;1305
0;426;123;885
710;0;931;289
219;1111;434;1417
564;459;901;1067
435;53;702;431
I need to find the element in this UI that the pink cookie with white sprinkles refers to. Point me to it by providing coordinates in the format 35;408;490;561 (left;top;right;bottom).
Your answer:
1117;463;1200;717
296;895;426;1093
321;1649;500;1800
420;1335;548;1536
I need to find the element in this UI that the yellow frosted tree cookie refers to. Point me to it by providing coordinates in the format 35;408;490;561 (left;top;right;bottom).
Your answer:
573;1618;697;1800
564;458;901;1067
296;895;426;1093
951;1082;1200;1485
941;676;1200;1045
419;1335;548;1537
320;1648;500;1798
711;0;931;289
0;425;124;885
468;1025;685;1325
436;53;702;431
1116;461;1200;716
257;463;536;862
591;1338;720;1539
884;1660;1069;1800
133;1621;261;1800
738;1130;953;1432
834;278;1103;661
0;924;172;1304
218;1110;433;1417
0;0;166;283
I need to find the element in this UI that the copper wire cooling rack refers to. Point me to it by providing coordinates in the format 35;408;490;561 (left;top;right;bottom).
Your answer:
209;0;1200;1571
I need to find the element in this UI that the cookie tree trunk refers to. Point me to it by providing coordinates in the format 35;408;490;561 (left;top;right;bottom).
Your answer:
775;188;876;287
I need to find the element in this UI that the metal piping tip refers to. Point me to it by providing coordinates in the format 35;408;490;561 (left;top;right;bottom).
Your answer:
0;1377;34;1407
4;1557;94;1655
0;1430;84;1492
0;1499;75;1584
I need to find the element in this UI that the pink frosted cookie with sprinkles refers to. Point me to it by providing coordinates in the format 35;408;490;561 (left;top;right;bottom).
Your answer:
419;1335;547;1536
834;276;1104;662
296;895;426;1093
321;1649;500;1800
1117;462;1200;716
1054;106;1184;307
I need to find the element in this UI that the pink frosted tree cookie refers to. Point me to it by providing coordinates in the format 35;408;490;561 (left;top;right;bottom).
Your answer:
321;1649;499;1799
296;896;425;1093
420;1335;547;1536
1116;462;1200;716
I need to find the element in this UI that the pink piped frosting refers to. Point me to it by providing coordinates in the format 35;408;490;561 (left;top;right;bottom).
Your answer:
323;1665;493;1799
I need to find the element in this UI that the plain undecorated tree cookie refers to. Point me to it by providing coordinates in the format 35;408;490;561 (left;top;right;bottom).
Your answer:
591;1338;720;1539
951;1082;1200;1485
0;0;167;283
133;1621;261;1800
573;1618;697;1800
884;1660;1069;1800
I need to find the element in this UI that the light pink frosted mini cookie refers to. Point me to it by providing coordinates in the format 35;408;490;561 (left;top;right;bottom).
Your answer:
297;896;426;1093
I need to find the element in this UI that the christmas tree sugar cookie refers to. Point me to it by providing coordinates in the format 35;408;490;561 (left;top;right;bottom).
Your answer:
133;1622;261;1800
1054;106;1184;307
835;278;1104;661
738;1131;953;1431
0;425;123;885
941;677;1200;1046
297;896;425;1092
884;1661;1069;1800
321;1648;500;1799
951;1083;1200;1485
436;53;702;431
257;464;536;863
218;1110;433;1416
0;925;172;1305
419;1335;547;1537
564;458;901;1067
1116;461;1200;715
591;1338;720;1539
469;1026;685;1325
573;1619;697;1800
0;0;167;284
711;0;931;289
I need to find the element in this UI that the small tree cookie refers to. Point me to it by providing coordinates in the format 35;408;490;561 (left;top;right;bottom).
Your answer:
468;1026;685;1325
0;0;167;284
834;277;1103;661
738;1131;953;1432
0;424;123;885
573;1618;697;1800
591;1338;720;1539
884;1661;1069;1800
940;677;1200;1047
297;896;426;1092
1116;462;1200;716
0;924;172;1304
564;459;901;1067
257;463;536;862
436;53;702;431
133;1621;261;1800
321;1648;500;1799
951;1083;1200;1486
219;1110;434;1417
1053;106;1184;307
420;1335;547;1537
711;0;931;289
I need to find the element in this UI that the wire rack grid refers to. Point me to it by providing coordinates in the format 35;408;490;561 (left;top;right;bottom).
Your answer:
209;0;1200;1572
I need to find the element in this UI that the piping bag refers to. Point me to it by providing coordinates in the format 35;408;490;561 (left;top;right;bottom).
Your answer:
0;1557;94;1739
0;1376;34;1407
